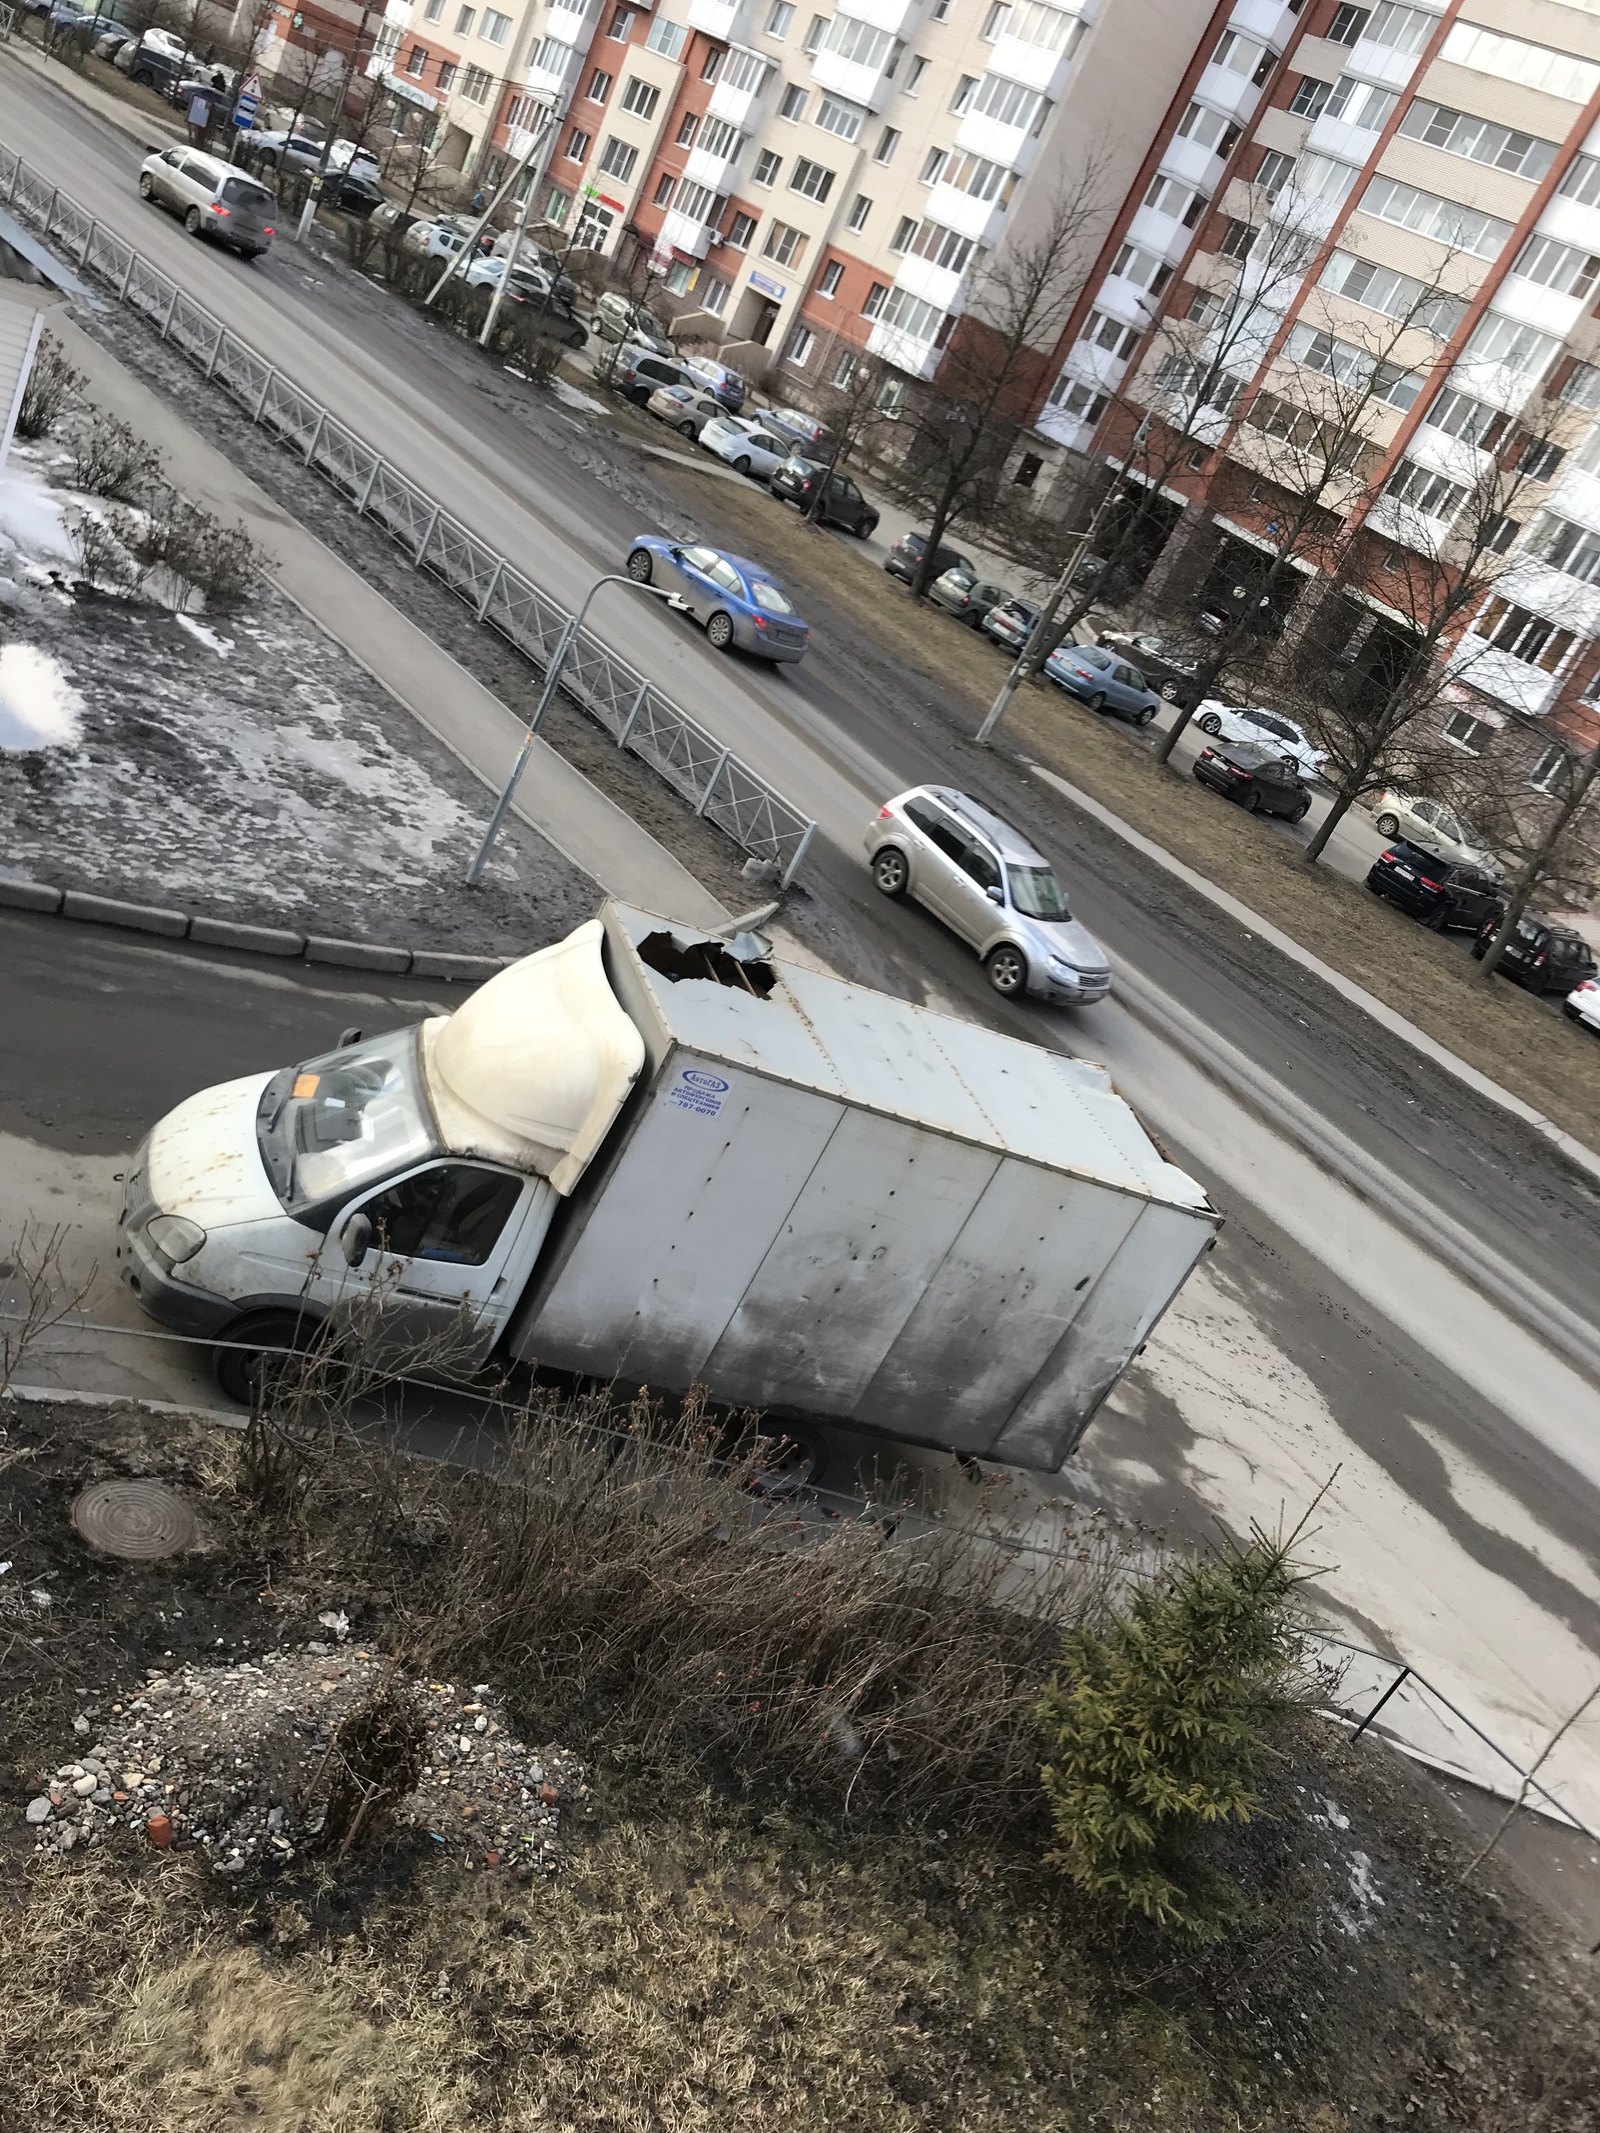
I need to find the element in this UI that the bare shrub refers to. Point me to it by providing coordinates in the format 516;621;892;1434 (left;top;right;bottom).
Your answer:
15;333;84;441
391;1386;1134;1836
305;1678;427;1857
497;311;565;385
68;413;164;504
68;508;137;593
133;498;266;612
0;1223;94;1392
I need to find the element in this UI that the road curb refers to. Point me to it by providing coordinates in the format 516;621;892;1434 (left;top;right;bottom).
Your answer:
0;875;506;983
1030;764;1600;1184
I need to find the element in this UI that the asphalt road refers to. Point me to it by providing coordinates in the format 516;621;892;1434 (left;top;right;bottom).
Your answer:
5;66;1600;1825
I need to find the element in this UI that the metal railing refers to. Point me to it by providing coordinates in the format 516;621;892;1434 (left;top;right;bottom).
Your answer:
1316;1633;1599;1840
0;145;818;885
0;8;16;44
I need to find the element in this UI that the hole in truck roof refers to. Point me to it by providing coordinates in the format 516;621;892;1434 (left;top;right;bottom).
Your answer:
636;929;776;999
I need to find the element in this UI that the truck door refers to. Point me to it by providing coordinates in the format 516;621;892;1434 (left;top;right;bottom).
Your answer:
313;1160;551;1370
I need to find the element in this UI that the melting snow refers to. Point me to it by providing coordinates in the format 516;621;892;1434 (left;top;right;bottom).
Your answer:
549;376;605;415
174;613;234;658
0;458;77;573
0;644;83;751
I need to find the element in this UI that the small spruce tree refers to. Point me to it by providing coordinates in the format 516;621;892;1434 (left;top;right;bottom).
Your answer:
1036;1530;1310;1937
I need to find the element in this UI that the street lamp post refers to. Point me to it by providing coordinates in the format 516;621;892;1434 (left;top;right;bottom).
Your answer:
465;571;681;885
974;524;1099;748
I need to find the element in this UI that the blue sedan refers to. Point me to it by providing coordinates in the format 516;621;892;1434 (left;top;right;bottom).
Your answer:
625;537;810;663
1044;641;1160;725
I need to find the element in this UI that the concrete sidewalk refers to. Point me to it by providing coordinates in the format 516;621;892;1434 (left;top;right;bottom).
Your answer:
54;314;727;930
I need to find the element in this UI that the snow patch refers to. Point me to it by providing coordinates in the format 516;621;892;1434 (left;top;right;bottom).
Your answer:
174;613;234;658
0;460;77;570
0;644;83;751
549;376;605;415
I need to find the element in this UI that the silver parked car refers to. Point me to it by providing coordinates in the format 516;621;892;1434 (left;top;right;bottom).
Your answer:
644;382;726;438
700;413;794;478
137;147;276;257
865;785;1112;1003
1368;787;1500;873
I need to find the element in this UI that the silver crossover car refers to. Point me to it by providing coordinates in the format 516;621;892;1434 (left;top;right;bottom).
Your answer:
865;785;1112;1003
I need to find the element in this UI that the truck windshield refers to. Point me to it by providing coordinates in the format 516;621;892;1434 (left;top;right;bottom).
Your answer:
1006;865;1072;920
256;1027;437;1216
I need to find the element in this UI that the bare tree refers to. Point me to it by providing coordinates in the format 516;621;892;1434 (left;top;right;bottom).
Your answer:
885;170;1107;602
1294;394;1583;865
795;342;894;524
1145;218;1488;767
0;1226;94;1396
977;182;1325;741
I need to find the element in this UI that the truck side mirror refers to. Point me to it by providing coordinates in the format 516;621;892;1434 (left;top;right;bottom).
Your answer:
339;1211;372;1268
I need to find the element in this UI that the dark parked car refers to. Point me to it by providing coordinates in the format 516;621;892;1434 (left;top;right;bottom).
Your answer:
1192;740;1311;821
1366;841;1505;934
1096;628;1205;707
1472;912;1598;993
325;171;385;218
983;596;1042;654
768;458;879;536
928;566;1010;628
884;530;970;585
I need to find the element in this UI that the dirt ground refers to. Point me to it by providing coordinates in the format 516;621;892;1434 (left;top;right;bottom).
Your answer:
2;1392;1597;2132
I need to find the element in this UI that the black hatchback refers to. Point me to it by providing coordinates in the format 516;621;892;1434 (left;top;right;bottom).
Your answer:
1366;841;1505;934
770;458;879;535
884;530;971;584
1472;913;1599;993
1192;741;1310;820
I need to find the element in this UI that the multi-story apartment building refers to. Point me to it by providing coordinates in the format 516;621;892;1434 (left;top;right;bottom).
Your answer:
373;0;1600;794
1029;0;1600;776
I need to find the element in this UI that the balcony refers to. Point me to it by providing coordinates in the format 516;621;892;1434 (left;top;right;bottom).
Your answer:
1488;278;1587;342
833;0;919;31
1034;399;1097;449
524;43;582;91
1225;0;1298;45
892;251;966;312
1304;112;1384;164
1536;193;1600;258
1091;268;1165;330
923;179;1007;245
1449;637;1563;716
1343;33;1422;88
1125;201;1194;263
708;58;773;126
544;0;593;45
808;43;896;109
867;317;942;379
685;140;741;190
1548;465;1600;537
1159;131;1226;190
954;107;1040;174
687;0;748;36
1193;59;1264;125
660;206;715;258
1491;555;1600;637
985;29;1075;96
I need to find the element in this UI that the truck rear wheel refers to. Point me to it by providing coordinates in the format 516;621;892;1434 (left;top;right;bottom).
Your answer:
213;1310;316;1406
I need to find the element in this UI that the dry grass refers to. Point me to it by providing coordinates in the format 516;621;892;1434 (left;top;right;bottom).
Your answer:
648;461;1600;1153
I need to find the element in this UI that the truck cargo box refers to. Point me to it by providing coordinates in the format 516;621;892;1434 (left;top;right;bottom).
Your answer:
510;905;1218;1470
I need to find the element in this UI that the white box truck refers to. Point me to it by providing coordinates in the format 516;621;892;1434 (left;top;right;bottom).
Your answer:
118;904;1218;1469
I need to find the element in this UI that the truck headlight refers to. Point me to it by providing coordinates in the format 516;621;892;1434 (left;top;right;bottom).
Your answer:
145;1215;207;1266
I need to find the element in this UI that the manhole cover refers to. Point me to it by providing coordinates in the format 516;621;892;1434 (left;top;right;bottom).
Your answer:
71;1480;198;1560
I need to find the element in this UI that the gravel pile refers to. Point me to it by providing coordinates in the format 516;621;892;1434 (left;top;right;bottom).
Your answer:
24;1645;585;1879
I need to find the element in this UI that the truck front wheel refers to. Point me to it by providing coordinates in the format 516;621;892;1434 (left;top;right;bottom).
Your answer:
213;1310;316;1406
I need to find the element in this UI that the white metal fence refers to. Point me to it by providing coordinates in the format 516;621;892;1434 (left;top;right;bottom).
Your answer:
0;144;818;884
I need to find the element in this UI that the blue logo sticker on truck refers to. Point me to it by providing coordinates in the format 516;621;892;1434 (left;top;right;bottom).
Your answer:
668;1068;731;1117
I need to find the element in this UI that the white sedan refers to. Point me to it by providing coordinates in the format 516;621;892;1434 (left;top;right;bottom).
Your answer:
1566;976;1600;1035
701;414;795;478
1192;699;1327;781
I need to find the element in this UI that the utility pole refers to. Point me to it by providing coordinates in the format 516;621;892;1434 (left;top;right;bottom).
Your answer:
477;96;559;348
296;0;376;243
424;102;558;309
974;526;1096;747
